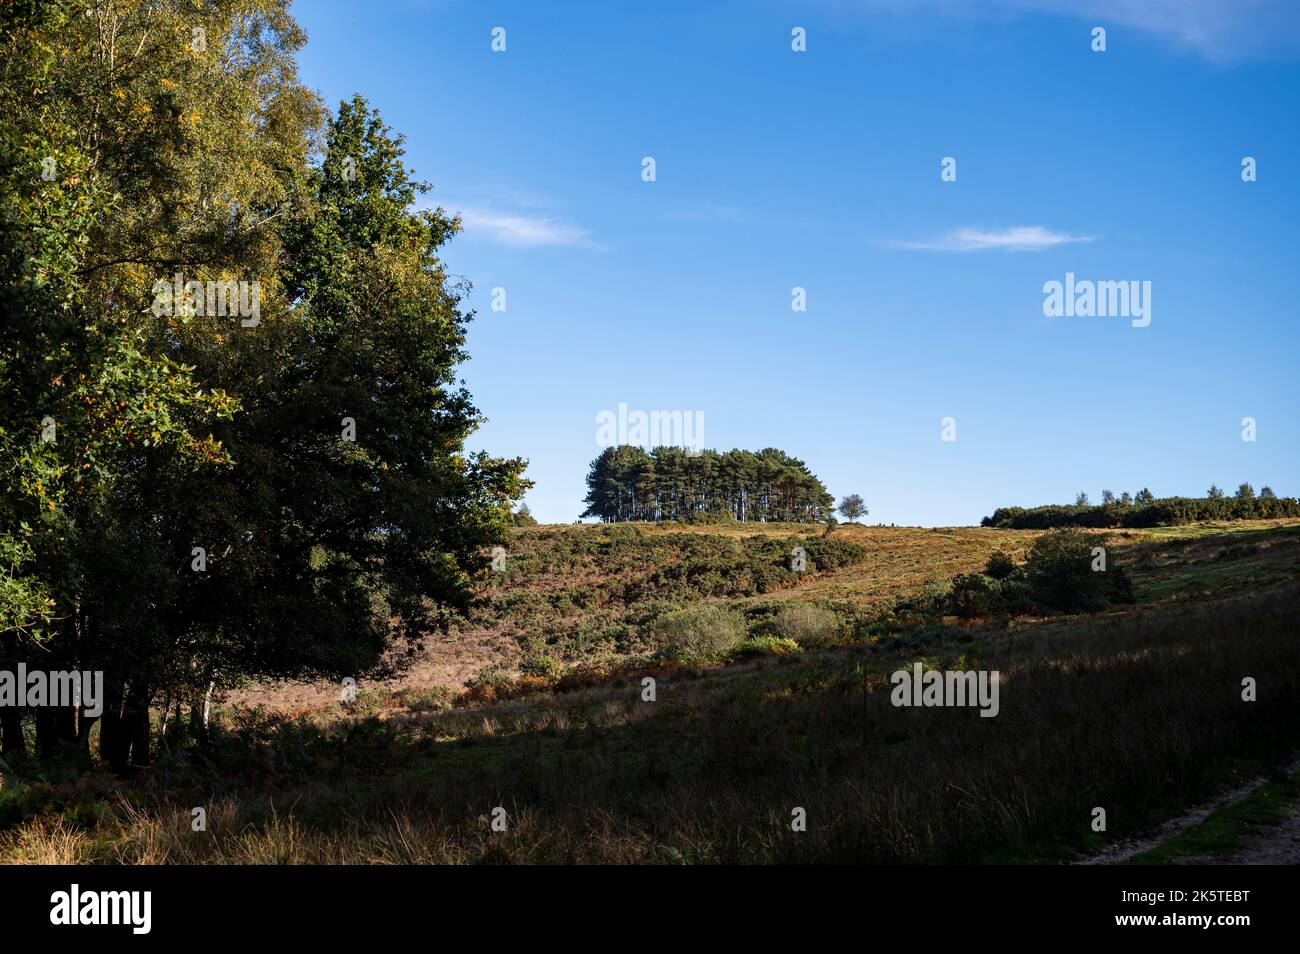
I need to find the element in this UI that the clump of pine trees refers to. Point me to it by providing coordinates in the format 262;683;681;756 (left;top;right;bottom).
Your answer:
581;446;834;523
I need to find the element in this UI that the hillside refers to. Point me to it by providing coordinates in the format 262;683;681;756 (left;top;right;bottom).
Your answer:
3;518;1293;863
232;518;1300;713
3;518;1297;862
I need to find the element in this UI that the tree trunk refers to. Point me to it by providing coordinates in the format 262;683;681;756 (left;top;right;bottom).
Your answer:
99;677;130;770
77;713;98;752
196;678;214;737
0;707;24;760
126;686;152;767
34;708;59;758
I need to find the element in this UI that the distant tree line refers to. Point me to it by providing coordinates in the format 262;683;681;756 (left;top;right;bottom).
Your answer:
582;446;835;523
983;483;1298;529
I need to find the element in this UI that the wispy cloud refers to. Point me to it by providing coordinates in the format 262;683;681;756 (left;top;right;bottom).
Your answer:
1015;0;1300;61
449;205;597;249
882;225;1096;252
844;0;1300;63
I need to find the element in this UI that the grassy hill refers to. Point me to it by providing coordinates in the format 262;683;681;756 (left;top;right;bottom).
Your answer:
231;520;1026;712
3;519;1298;862
232;518;1300;714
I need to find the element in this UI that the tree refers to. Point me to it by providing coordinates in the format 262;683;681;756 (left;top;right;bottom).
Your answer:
1207;484;1225;499
1101;489;1116;505
1;0;238;759
138;94;531;744
1135;488;1155;505
1119;492;1133;506
1260;486;1277;499
1075;492;1091;506
0;3;528;765
838;494;867;523
582;446;833;523
1235;483;1255;500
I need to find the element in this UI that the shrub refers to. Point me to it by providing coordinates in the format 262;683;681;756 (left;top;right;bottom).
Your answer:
733;635;801;658
983;550;1017;580
768;603;847;648
462;667;550;705
1024;528;1133;613
653;603;747;662
518;651;564;680
911;577;953;614
992;574;1034;614
511;504;539;527
798;537;866;572
950;573;998;618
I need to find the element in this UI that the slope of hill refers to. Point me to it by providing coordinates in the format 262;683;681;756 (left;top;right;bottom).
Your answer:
232;518;1300;715
232;521;1030;712
4;519;1297;863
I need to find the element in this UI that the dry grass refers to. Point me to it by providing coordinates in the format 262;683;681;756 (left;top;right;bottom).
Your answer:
4;576;1297;864
230;522;1042;713
228;519;1300;717
8;518;1295;864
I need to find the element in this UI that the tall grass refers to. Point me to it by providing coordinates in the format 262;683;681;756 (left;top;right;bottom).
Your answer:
3;583;1296;863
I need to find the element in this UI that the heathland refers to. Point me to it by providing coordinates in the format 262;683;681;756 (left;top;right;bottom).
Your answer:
3;2;1296;865
2;517;1296;863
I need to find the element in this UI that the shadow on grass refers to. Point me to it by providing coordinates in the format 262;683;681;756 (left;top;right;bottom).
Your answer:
2;584;1298;863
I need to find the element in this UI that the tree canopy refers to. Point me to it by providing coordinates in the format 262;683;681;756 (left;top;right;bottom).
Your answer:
0;0;527;765
581;446;834;523
838;494;867;523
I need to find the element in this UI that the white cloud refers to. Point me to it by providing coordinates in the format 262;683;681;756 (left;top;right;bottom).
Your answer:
1008;0;1300;61
843;0;1300;62
453;207;597;249
883;225;1096;252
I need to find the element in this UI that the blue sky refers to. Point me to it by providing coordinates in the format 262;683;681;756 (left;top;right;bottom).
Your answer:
293;0;1300;525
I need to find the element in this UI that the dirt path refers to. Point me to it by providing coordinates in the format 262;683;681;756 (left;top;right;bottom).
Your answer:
1077;756;1300;865
1176;802;1300;865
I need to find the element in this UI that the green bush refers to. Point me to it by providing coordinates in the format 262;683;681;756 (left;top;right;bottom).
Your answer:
798;536;866;572
511;505;539;527
1024;528;1134;613
950;573;998;618
983;550;1017;580
465;666;517;693
653;603;747;662
733;635;801;658
398;685;457;713
911;577;953;614
518;651;564;680
768;603;847;647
